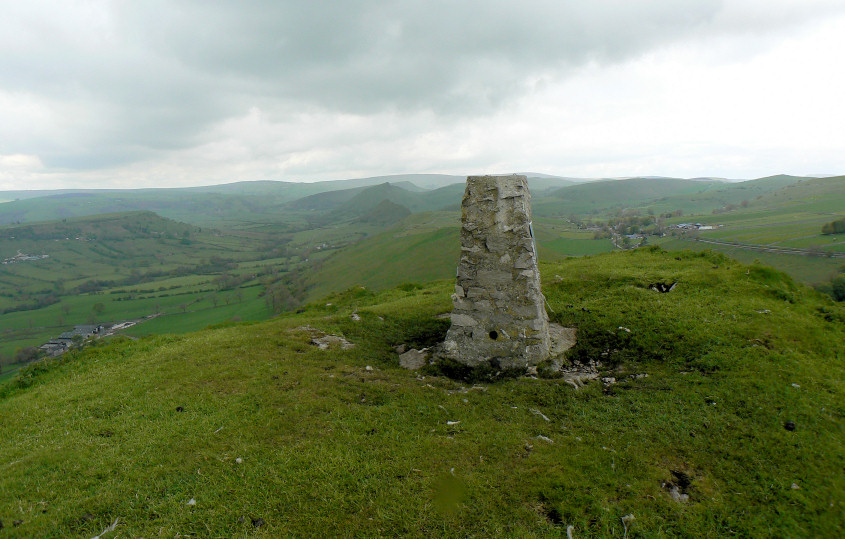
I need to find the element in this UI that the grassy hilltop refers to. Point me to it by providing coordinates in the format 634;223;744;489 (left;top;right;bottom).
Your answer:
1;248;842;537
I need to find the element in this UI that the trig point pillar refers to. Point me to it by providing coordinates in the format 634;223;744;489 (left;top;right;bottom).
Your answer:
441;174;550;369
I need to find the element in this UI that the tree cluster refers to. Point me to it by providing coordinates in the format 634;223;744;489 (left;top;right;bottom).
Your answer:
821;217;845;235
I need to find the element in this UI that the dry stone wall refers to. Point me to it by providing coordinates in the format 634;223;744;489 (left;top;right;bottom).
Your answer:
441;174;551;369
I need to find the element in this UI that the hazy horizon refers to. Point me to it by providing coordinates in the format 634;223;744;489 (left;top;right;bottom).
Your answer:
2;171;843;195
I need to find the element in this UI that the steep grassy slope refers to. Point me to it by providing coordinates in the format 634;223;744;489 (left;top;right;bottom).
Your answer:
304;212;461;301
1;248;842;537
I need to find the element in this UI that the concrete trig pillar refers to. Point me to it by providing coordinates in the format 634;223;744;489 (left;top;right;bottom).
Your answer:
441;174;550;369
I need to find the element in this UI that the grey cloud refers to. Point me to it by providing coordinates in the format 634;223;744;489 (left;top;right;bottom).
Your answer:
1;0;841;171
117;0;725;113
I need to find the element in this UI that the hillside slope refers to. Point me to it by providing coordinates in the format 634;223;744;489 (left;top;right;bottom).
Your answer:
643;174;814;216
1;248;842;537
534;177;723;217
304;212;461;301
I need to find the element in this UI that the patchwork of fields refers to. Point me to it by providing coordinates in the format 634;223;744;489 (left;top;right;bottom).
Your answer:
1;174;842;379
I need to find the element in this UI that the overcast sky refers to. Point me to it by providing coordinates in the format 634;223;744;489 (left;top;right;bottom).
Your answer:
1;0;844;190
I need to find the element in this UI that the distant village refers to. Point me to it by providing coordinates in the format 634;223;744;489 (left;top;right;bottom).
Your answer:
671;223;719;231
2;251;49;265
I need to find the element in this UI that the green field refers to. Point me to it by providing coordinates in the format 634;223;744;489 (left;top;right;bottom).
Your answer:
0;249;841;536
659;238;843;284
1;175;843;374
544;237;616;256
0;212;283;358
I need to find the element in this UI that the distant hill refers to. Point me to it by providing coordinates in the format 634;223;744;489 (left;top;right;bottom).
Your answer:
534;177;721;217
0;176;463;228
532;175;818;218
292;185;372;211
641;174;815;216
524;176;579;194
325;183;465;221
0;190;284;228
338;173;465;190
0;210;196;245
747;175;844;212
356;200;412;226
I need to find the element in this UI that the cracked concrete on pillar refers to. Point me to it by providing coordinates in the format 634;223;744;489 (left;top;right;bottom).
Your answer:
441;174;552;369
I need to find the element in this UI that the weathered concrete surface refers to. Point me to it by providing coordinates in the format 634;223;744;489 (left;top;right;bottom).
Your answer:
441;175;550;369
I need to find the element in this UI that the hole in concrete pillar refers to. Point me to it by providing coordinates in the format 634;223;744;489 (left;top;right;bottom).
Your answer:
489;330;498;340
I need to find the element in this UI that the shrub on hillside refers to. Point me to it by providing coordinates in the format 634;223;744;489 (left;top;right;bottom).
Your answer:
821;217;845;235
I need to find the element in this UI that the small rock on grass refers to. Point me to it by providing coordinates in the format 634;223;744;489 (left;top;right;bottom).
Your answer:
621;513;635;535
399;348;430;370
668;485;689;503
530;408;551;422
236;457;243;464
186;498;196;506
784;420;796;431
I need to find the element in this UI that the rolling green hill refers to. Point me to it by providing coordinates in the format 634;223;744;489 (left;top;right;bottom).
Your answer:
356;199;412;226
533;176;815;218
330;183;465;219
304;212;461;301
0;190;289;229
643;174;817;216
534;177;724;217
685;176;845;256
0;176;463;229
0;248;842;536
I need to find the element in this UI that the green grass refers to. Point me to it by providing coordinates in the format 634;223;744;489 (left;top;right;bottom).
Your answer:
304;219;461;301
544;237;616;256
123;289;269;336
0;248;842;537
660;238;843;285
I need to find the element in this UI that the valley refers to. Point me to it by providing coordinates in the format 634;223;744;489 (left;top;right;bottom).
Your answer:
1;174;843;380
0;173;843;535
